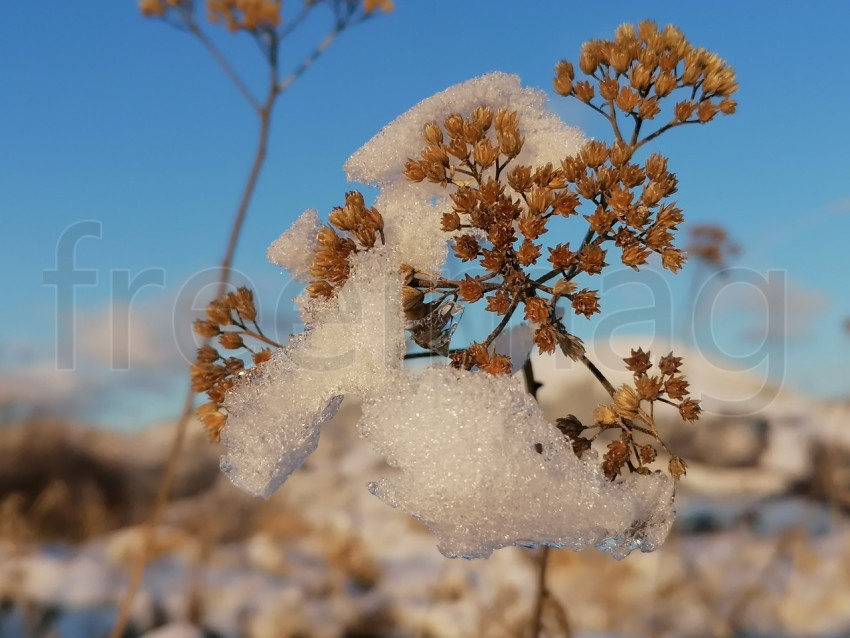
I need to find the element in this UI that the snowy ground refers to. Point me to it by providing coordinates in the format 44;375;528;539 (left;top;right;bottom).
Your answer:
1;342;849;638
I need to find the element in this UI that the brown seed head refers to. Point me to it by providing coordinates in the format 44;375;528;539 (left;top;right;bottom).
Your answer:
580;141;608;169
423;121;444;145
441;211;461;232
571;289;600;318
548;243;575;270
639;445;657;465
194;319;221;338
453;234;480;261
658;352;683;375
458;275;484;303
638;98;661;119
206;299;233;326
234;287;257;321
517;239;541;266
198;403;227;443
523;297;551;324
668;456;687;480
444;113;464;138
621;244;651;270
578;244;608;275
473;138;498;168
196;345;219;364
219;331;244;350
661;247;686;273
404;159;426;182
485;291;512;315
636;374;663;401
616;86;639;112
574;81;595;103
623;348;652;375
613;384;640;419
665;375;690;399
555;415;586;440
600;77;620;101
593;404;619;426
534;324;558;354
554;60;574;96
481;353;512;376
679;398;702;422
253;348;273;365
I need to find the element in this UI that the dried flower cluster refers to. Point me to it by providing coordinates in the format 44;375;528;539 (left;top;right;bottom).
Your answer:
553;21;737;144
192;287;281;441
577;348;701;480
206;0;281;31
307;191;385;299
193;22;737;485
140;0;392;31
139;0;187;19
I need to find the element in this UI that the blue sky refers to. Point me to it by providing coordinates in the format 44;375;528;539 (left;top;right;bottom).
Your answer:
2;1;849;427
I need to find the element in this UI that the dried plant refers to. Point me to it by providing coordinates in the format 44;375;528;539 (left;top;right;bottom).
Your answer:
201;20;737;480
185;19;737;638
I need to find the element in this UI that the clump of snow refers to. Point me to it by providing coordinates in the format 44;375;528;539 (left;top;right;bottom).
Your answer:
266;208;321;281
220;73;672;559
371;184;449;273
221;248;406;498
345;72;585;191
358;366;675;559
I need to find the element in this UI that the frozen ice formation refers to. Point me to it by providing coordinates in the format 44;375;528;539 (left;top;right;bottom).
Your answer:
221;248;406;498
219;72;675;558
266;208;321;282
358;366;675;559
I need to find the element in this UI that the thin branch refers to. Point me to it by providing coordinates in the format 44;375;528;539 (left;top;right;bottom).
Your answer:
404;348;463;360
277;13;371;94
482;299;520;350
630;115;643;147
107;390;195;638
578;352;616;396
187;21;261;112
239;328;284;350
221;113;274;278
605;98;625;146
530;546;551;638
523;357;542;400
278;1;314;39
635;118;701;150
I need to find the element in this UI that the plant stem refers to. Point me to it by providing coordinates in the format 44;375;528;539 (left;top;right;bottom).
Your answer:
530;545;551;638
188;20;261;112
578;352;616;396
523;357;564;638
108;67;278;638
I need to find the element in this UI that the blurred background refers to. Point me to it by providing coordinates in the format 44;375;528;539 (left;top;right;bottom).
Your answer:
1;1;850;636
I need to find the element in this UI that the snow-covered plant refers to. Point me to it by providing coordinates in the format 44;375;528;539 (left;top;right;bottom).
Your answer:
192;21;737;560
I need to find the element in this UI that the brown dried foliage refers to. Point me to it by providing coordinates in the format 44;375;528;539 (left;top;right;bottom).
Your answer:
584;348;702;479
191;287;282;441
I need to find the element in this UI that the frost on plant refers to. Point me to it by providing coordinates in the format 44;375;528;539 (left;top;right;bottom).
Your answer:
192;22;738;559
